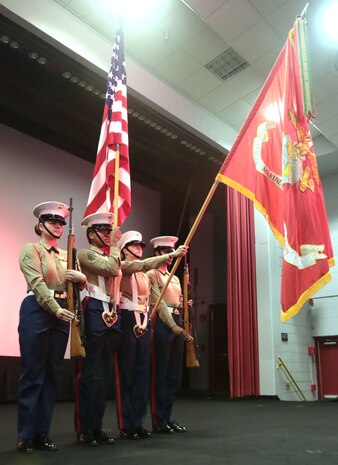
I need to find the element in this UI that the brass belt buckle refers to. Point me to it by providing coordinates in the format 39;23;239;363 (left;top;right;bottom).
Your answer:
54;291;66;299
133;325;147;338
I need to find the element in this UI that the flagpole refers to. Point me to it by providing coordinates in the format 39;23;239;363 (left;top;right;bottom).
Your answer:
110;142;120;311
299;3;309;18
113;143;120;228
295;10;315;119
151;180;219;315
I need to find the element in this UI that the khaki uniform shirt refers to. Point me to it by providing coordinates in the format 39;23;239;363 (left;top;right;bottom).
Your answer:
77;245;121;294
147;268;182;329
120;255;170;306
19;240;68;315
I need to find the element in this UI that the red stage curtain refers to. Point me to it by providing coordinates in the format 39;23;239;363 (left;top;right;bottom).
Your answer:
226;187;260;397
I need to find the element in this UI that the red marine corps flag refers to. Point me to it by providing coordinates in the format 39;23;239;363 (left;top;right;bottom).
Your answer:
216;15;335;321
84;20;131;226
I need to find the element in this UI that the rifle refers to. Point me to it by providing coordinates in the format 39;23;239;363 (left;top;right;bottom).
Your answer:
183;258;200;368
66;198;86;358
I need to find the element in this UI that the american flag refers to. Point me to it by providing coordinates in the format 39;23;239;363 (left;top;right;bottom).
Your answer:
84;21;131;225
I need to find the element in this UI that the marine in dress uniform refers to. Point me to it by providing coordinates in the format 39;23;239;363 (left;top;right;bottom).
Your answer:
115;231;188;440
75;212;122;446
17;201;86;453
147;236;191;434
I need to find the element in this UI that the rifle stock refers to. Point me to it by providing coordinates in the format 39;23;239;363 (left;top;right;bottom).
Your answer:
183;262;199;368
67;200;86;358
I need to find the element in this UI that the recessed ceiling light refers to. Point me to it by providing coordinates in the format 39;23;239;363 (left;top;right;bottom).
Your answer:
62;71;72;78
78;80;86;87
9;41;20;49
85;85;94;91
37;57;47;64
28;51;39;60
0;35;10;44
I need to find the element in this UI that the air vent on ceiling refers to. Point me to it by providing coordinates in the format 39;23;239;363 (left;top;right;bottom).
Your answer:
205;47;249;81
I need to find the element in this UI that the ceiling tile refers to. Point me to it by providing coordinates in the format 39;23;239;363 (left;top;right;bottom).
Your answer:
318;115;338;139
155;0;183;19
199;84;241;112
218;99;252;125
250;46;282;79
318;72;338;99
316;94;338;124
266;0;317;39
177;67;222;99
67;0;108;27
183;0;229;18
113;22;148;48
154;49;201;84
158;3;207;46
309;123;321;139
79;0;183;48
234;119;246;131
124;0;182;34
328;133;338;148
230;20;281;63
243;87;261;105
182;27;230;66
55;0;73;5
50;0;338;159
122;27;144;50
207;0;261;43
312;80;331;105
225;66;264;97
310;48;333;82
248;0;288;17
129;29;178;67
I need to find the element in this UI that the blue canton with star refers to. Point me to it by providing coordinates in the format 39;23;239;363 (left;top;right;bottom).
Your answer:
106;23;127;121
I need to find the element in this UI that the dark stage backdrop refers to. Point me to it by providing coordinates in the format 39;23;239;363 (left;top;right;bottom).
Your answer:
0;123;161;402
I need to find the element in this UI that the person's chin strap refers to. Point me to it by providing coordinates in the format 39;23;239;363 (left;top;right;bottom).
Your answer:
125;246;142;259
94;230;107;248
41;222;61;239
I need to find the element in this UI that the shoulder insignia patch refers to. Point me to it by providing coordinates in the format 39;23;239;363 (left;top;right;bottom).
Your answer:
87;251;97;262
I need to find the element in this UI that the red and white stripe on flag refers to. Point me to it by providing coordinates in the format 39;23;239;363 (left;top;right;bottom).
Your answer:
84;22;131;226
